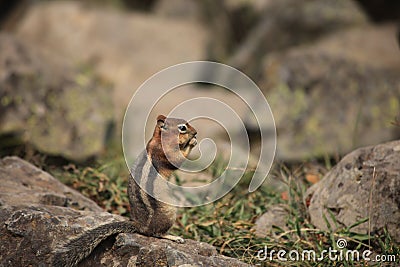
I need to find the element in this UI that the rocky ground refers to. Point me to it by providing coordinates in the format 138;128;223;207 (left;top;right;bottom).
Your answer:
0;157;249;266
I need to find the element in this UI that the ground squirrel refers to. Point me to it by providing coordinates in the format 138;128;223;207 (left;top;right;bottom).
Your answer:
53;115;197;266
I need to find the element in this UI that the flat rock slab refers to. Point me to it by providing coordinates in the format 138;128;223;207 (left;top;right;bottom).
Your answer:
306;140;400;242
1;204;125;266
99;233;249;267
0;156;102;211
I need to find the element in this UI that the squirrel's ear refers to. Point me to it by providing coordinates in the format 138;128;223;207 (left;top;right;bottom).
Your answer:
156;115;166;128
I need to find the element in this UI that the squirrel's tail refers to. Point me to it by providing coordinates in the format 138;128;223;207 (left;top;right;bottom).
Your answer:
52;221;138;267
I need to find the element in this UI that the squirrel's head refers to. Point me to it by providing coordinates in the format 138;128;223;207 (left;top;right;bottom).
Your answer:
150;115;197;166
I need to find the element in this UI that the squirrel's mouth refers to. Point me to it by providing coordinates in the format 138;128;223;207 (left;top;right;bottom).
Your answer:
181;136;197;149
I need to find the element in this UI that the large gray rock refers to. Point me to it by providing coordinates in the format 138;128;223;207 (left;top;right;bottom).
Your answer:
305;140;400;242
0;157;250;266
259;24;400;160
0;33;114;162
16;1;208;120
226;0;368;74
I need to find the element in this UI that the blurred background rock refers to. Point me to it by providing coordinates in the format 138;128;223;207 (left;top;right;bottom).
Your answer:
0;0;399;162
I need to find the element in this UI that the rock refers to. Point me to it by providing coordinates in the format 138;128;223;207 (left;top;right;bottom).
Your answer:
253;204;288;238
16;1;208;121
281;24;400;71
0;156;250;266
0;156;102;211
259;24;400;160
103;234;249;267
227;0;368;74
305;140;400;242
0;204;127;266
154;0;200;20
260;0;367;45
0;33;114;162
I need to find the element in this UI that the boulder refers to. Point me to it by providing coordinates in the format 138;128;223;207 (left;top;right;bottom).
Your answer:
226;0;368;74
16;1;208;120
259;24;400;160
252;204;289;238
0;156;250;266
0;33;114;162
305;140;400;242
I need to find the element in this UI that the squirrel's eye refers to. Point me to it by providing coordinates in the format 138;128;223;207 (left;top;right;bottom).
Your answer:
178;124;187;133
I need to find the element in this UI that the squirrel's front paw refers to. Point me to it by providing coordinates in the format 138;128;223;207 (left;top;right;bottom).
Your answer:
189;137;197;147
